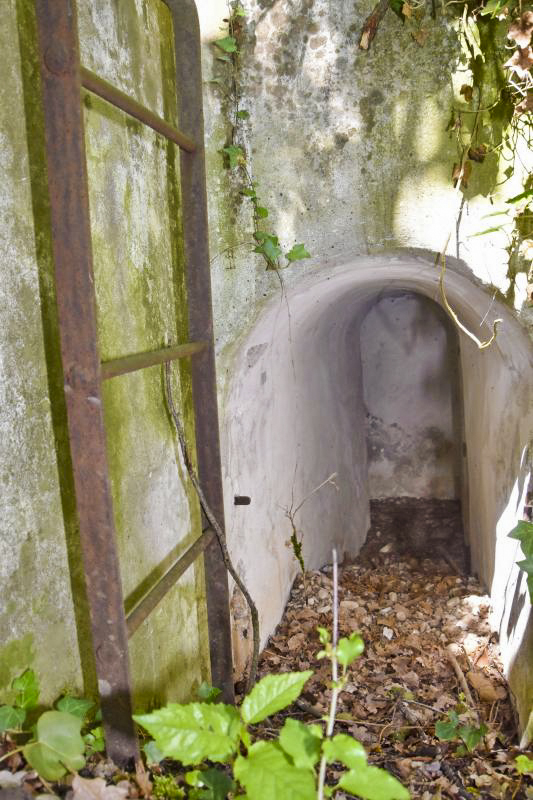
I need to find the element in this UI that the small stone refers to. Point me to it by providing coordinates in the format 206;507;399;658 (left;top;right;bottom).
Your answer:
396;610;407;621
383;626;394;640
318;588;329;600
389;592;397;602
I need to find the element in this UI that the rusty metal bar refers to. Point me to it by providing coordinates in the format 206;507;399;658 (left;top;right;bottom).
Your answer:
101;341;207;381
126;528;215;637
166;0;235;703
80;66;196;152
34;0;138;767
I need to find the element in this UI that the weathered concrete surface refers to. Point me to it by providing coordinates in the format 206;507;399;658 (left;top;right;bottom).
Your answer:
0;0;210;708
222;253;532;733
361;293;460;500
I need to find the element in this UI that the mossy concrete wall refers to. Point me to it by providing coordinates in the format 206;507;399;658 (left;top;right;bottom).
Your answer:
1;0;210;709
196;2;532;735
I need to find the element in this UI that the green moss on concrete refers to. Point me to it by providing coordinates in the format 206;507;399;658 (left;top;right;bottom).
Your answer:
0;635;34;697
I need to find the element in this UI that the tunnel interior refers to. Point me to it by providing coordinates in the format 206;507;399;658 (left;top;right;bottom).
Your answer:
222;254;531;728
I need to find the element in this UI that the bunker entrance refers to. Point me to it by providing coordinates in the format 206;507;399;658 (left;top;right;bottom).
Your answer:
359;291;468;571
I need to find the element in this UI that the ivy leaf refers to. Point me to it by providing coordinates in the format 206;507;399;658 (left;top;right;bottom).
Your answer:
233;5;247;17
84;725;105;753
198;767;236;800
389;0;406;20
336;633;365;668
222;145;245;169
234;741;316;800
509;520;533;602
515;754;533;774
12;669;39;710
286;244;311;262
237;110;250;120
55;695;94;721
339;765;410;800
196;682;222;704
458;723;487;751
241;671;313;724
0;705;26;733
253;233;282;266
256;206;269;219
241;188;257;198
133;703;241;764
279;719;322;770
214;36;238;53
435;710;459;741
23;711;85;781
323;734;366;769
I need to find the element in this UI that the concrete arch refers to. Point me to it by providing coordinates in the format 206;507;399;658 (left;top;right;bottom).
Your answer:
221;252;532;733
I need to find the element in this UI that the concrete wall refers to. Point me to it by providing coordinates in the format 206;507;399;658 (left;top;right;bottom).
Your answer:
360;293;460;500
0;0;210;709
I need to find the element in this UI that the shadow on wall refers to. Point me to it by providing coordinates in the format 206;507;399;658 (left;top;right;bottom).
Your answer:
222;251;532;733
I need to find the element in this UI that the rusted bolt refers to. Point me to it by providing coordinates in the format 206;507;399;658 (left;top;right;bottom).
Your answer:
44;43;73;75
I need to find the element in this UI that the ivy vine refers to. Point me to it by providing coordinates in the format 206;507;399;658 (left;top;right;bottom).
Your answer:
211;3;311;272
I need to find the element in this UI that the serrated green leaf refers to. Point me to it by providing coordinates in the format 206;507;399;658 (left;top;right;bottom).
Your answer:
241;671;313;724
12;669;39;710
237;110;250;120
234;741;316;800
336;633;365;668
214;36;238;53
196;682;222;704
133;703;241;764
279;719;322;769
0;705;25;732
286;243;311;262
323;733;366;769
509;521;533;552
458;723;486;751
515;754;533;774
339;765;410;800
23;711;85;781
56;695;94;720
253;234;282;266
256;206;269;219
144;740;164;764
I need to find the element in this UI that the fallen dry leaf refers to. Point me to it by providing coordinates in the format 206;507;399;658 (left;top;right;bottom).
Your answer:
504;46;533;78
70;775;129;800
467;669;507;702
508;11;533;48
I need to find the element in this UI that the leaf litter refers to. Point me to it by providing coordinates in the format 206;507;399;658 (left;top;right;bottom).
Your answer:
249;520;533;799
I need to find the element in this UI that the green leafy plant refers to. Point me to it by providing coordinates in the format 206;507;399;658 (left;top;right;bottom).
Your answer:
509;519;533;602
515;753;533;774
435;709;488;752
0;669;98;780
135;549;408;800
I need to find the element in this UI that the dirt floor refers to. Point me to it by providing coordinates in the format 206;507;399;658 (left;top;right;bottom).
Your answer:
251;512;532;799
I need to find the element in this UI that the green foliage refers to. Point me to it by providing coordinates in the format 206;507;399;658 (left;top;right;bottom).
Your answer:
12;669;39;710
241;671;313;724
153;774;185;799
135;629;407;800
435;709;487;752
133;704;242;765
56;695;94;721
196;682;222;704
515;753;533;774
83;725;105;754
0;705;25;733
22;711;86;781
509;520;533;602
210;4;311;273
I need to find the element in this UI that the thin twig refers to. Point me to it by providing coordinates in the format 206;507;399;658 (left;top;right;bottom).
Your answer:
317;549;340;800
164;360;260;691
445;645;479;722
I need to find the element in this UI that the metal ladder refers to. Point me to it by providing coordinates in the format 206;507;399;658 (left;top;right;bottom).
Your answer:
34;0;234;766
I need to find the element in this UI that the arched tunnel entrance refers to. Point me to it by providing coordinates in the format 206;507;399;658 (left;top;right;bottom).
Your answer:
222;253;532;731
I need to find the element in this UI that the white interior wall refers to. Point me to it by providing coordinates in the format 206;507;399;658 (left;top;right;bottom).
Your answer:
360;292;458;499
222;252;532;731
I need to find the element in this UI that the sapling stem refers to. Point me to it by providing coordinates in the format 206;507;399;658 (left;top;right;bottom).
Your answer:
317;548;340;800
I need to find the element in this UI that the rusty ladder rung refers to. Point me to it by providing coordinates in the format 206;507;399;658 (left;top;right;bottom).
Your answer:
101;341;207;381
126;528;215;637
80;66;196;152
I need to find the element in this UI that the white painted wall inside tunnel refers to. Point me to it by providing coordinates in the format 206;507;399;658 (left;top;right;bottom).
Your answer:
222;252;532;732
360;292;459;500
